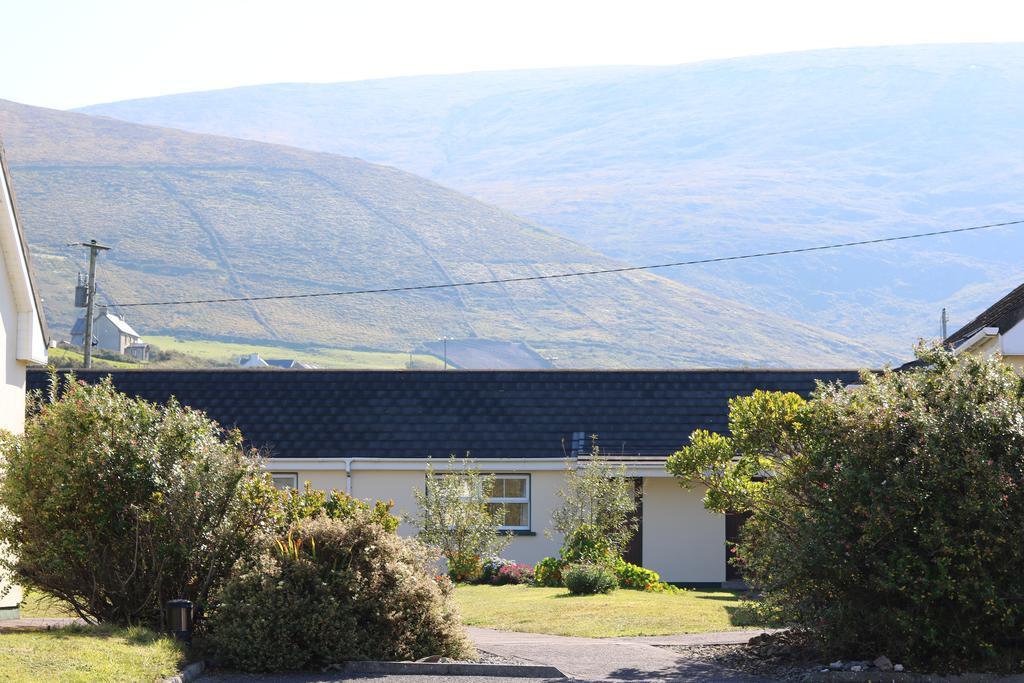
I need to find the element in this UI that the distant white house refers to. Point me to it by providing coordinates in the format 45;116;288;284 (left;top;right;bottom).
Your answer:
0;140;48;620
71;306;149;361
237;352;314;369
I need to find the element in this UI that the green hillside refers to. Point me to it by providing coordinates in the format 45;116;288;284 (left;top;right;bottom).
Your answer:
0;99;884;368
78;44;1024;352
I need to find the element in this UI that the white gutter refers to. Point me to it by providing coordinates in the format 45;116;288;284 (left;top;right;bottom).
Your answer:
263;456;677;477
954;326;1000;354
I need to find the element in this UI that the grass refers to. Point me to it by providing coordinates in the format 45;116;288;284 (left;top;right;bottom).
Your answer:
146;335;446;369
19;591;76;619
0;625;185;683
45;347;138;369
454;584;766;637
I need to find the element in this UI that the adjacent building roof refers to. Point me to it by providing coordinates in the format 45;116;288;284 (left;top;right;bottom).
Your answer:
28;369;861;460
71;311;142;339
0;140;49;359
945;283;1024;348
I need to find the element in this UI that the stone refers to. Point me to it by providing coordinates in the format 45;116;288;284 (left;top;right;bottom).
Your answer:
874;655;894;672
894;664;904;672
830;661;844;670
851;665;864;672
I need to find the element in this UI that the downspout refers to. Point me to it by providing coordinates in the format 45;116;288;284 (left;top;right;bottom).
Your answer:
345;458;353;496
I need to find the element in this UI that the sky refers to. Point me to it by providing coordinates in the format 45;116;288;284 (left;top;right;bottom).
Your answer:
2;0;1023;109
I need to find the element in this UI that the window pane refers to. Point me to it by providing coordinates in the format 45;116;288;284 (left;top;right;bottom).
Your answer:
271;473;298;490
501;477;526;498
488;502;528;528
489;478;505;498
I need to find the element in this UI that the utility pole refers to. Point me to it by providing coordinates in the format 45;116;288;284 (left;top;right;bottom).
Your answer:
940;307;949;342
76;240;110;368
439;336;450;370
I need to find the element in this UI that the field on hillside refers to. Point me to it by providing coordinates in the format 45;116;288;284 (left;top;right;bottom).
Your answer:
81;44;1024;353
146;336;445;369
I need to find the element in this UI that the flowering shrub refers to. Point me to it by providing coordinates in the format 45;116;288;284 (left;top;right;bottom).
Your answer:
534;557;565;587
559;523;615;566
614;559;660;590
494;563;535;585
479;557;514;584
668;347;1024;669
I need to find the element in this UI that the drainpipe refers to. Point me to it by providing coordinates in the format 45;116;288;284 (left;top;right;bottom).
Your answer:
344;458;353;496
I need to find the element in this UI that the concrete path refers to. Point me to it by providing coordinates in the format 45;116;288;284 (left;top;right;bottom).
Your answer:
0;616;83;631
469;628;779;682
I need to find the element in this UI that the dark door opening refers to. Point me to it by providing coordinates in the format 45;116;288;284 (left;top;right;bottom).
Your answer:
621;477;643;566
725;511;751;581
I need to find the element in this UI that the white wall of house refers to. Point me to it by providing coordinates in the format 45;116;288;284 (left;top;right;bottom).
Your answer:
267;459;726;584
1;152;48;617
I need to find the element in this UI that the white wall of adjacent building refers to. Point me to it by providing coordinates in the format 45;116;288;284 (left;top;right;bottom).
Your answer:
266;459;726;584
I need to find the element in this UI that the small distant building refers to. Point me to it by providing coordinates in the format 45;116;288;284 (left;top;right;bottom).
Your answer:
71;306;150;361
237;352;314;369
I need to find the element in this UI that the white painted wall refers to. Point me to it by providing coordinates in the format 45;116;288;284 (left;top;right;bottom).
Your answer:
272;462;725;583
641;477;725;584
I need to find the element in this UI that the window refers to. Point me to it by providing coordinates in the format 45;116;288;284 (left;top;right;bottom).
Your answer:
487;474;530;531
270;472;298;490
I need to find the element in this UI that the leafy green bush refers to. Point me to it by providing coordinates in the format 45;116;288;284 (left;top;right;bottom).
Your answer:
205;513;473;671
559;524;615;565
410;457;511;582
534;557;565;587
550;443;638;560
0;374;276;628
667;347;1024;669
614;559;661;590
564;563;617;595
272;481;399;533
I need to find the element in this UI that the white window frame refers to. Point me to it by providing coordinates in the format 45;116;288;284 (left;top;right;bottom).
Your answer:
431;472;532;532
488;474;531;532
270;472;299;490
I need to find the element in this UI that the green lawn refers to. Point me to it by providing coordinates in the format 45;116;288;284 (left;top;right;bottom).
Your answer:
0;625;185;683
146;335;445;369
454;584;765;637
45;347;139;369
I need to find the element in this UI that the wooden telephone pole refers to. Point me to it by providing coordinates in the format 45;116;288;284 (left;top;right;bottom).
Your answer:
76;240;110;368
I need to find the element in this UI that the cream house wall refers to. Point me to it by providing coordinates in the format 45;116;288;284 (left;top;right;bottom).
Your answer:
641;477;725;584
268;459;725;584
0;237;25;614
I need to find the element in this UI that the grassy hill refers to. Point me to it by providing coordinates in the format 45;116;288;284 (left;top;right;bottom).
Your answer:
0;99;884;368
78;44;1024;351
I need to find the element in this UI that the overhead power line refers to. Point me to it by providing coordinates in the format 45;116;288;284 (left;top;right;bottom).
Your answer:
115;218;1024;308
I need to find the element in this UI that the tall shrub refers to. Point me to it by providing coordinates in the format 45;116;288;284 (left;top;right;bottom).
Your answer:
550;441;638;563
410;456;510;581
666;347;1024;669
0;374;277;628
206;514;473;671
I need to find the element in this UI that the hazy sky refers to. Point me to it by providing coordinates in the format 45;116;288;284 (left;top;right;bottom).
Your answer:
3;0;1023;109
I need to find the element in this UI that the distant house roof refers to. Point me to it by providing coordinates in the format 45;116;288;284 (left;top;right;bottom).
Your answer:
1;140;49;358
945;283;1024;348
29;369;861;460
71;311;142;339
265;359;313;369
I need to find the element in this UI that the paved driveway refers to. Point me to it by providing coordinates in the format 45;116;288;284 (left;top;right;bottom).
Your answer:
469;627;779;682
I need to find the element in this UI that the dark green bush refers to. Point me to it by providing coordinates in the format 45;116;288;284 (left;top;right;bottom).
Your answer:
564;563;617;595
0;374;276;628
669;348;1024;669
534;557;565;587
205;513;473;671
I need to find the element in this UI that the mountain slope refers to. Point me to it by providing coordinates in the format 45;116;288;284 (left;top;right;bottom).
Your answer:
79;44;1024;352
0;99;883;368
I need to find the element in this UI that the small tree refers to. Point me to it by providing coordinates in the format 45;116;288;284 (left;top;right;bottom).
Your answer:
0;373;277;628
550;440;638;563
411;456;510;581
666;347;1024;669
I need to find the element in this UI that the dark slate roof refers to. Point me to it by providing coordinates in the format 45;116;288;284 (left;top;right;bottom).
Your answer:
946;283;1024;348
27;369;861;460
